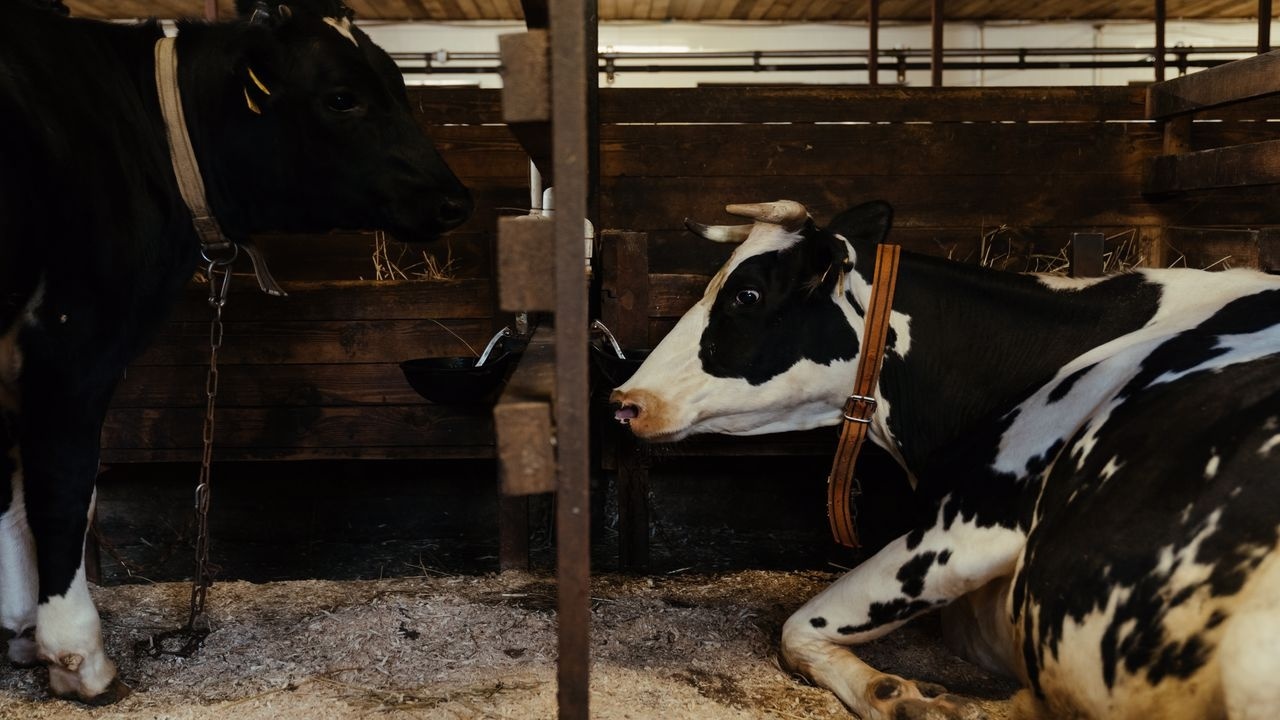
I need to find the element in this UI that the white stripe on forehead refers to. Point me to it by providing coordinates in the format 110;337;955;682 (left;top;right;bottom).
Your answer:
703;222;805;299
323;16;358;47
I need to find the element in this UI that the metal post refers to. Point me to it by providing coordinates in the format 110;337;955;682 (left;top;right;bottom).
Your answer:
1261;0;1273;53
549;0;591;717
1155;0;1167;81
868;0;880;86
931;0;944;87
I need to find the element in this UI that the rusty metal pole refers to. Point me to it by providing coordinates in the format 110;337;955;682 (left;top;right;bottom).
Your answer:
931;0;944;87
549;0;591;717
868;0;880;86
1261;0;1273;53
1155;0;1167;81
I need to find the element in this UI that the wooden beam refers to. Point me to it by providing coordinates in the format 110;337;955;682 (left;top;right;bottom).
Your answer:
1146;50;1280;118
497;216;556;312
204;0;216;21
1070;232;1105;277
494;328;557;496
550;0;592;717
931;0;944;87
1145;138;1280;194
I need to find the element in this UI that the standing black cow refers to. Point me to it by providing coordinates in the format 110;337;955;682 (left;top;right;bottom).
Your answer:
0;0;471;703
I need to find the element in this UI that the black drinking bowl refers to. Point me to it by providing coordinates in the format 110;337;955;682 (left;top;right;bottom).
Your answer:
590;343;653;388
400;351;517;405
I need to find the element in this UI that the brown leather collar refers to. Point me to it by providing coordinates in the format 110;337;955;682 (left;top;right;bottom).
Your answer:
828;243;902;548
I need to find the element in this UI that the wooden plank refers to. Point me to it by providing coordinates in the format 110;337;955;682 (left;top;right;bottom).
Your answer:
498;496;530;571
1167;224;1274;269
1147;50;1280;118
494;327;556;495
100;445;495;463
599;231;651;348
931;0;944;87
112;364;432;407
500;32;551;123
1144;139;1280;194
602;174;1160;232
133;319;491;365
101;405;494;451
1071;232;1106;277
597;86;1147;123
600;122;1163;178
497;216;556;312
645;225;1158;275
166;279;493;322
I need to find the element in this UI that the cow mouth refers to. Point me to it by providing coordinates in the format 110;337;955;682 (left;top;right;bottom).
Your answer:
609;390;691;443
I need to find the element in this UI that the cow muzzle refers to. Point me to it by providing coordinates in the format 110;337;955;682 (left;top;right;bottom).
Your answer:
609;388;682;441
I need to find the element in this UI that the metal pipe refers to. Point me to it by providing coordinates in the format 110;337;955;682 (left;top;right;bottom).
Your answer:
1155;0;1167;81
1262;0;1273;53
932;0;945;86
868;0;880;86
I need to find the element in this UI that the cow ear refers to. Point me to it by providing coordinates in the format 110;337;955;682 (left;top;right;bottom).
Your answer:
828;201;893;250
236;0;293;24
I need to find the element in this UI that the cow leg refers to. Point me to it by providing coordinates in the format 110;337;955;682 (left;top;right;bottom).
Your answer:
781;512;1024;720
19;378;128;704
0;412;38;667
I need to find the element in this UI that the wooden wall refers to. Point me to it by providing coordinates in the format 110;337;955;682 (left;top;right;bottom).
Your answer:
102;85;1280;461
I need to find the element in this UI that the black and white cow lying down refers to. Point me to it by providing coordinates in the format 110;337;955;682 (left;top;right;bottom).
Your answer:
1;0;470;704
612;200;1280;720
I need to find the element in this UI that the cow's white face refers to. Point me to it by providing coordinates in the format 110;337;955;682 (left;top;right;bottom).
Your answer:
612;200;893;441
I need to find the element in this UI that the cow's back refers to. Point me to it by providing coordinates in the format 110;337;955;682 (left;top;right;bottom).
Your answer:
0;4;192;351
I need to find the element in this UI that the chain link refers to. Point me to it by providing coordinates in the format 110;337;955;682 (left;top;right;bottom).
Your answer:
144;258;232;659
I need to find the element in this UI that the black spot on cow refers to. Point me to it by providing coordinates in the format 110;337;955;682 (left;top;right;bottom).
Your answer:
896;552;937;598
810;617;827;629
1047;363;1095;404
836;598;939;636
937;549;952;565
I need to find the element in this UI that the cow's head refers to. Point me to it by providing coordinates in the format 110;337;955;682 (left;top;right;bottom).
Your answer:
194;0;472;243
611;200;893;441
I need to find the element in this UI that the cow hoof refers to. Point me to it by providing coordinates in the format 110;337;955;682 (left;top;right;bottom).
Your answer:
1;626;38;667
867;676;987;720
46;656;131;705
886;695;988;720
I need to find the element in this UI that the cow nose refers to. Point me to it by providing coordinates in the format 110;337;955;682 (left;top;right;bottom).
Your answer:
436;195;472;230
614;402;640;425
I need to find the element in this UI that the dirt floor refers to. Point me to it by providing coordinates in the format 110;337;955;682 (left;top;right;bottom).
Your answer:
0;571;1017;719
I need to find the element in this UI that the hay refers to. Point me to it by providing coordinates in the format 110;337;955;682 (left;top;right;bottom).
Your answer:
0;572;1016;719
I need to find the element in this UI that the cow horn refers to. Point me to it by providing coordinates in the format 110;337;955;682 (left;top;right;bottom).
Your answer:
724;200;809;231
684;220;752;244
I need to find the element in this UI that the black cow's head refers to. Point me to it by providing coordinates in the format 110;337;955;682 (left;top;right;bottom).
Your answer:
611;200;893;441
189;0;471;243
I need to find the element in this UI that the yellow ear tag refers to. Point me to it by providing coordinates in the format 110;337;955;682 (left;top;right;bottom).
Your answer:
247;67;271;96
244;87;262;115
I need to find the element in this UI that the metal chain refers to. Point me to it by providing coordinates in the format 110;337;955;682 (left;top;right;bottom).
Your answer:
144;251;235;659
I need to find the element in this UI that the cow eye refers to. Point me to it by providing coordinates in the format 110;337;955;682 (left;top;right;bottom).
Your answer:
734;289;762;307
325;91;360;113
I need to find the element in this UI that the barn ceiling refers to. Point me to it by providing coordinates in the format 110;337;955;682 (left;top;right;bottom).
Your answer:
61;0;1280;22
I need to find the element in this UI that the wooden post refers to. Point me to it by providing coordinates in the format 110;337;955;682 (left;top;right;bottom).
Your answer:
1261;0;1273;54
1071;233;1106;278
1155;0;1167;82
868;0;880;86
550;0;592;716
599;232;651;571
204;0;217;21
931;0;944;87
